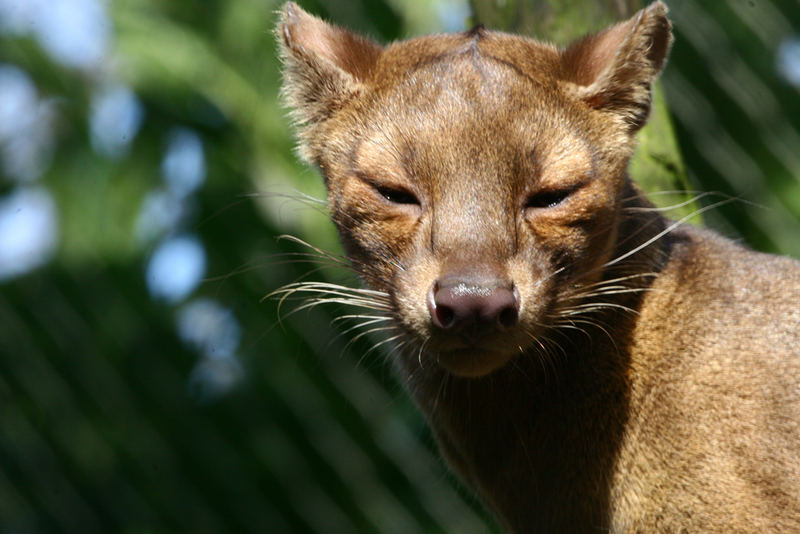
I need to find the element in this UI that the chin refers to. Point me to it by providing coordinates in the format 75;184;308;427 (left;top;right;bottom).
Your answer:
436;348;516;378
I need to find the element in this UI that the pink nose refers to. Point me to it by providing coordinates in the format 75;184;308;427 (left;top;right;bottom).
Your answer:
427;277;519;334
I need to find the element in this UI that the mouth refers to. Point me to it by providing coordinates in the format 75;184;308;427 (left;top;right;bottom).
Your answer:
434;346;517;378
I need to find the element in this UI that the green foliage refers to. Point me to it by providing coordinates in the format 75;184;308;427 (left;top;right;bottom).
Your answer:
470;0;641;44
0;1;798;533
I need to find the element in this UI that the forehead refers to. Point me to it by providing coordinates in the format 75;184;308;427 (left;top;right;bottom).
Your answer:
379;50;553;125
355;50;589;175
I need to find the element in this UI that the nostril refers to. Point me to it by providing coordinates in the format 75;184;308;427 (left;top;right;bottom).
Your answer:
486;287;519;330
498;305;518;329
436;304;456;329
428;282;451;329
428;281;458;330
492;285;519;329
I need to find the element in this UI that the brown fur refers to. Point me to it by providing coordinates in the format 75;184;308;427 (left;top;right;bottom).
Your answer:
275;2;800;532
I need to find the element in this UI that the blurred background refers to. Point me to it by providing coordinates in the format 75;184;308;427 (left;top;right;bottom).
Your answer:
0;0;798;533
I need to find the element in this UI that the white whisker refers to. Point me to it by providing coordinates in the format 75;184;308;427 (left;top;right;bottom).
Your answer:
604;198;737;268
338;317;394;337
556;301;638;315
623;191;719;213
331;314;393;325
361;333;407;360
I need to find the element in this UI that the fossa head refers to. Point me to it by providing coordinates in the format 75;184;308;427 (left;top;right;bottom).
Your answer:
277;2;672;377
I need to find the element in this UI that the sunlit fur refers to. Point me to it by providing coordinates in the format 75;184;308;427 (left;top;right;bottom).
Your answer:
274;2;800;533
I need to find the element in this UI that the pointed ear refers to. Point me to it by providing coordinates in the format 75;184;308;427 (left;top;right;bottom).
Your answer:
561;1;672;133
276;2;383;158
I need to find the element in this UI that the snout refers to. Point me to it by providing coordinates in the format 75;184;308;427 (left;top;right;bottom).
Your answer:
425;274;520;377
427;276;519;344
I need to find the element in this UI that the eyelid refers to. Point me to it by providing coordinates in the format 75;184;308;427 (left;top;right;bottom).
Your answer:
525;185;577;209
524;171;593;210
355;171;420;206
376;184;419;205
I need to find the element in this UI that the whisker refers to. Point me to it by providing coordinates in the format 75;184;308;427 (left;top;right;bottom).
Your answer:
573;272;658;291
391;338;413;357
337;316;394;337
361;333;407;362
292;297;389;313
603;197;738;269
204;252;347;288
554;318;617;352
349;324;401;346
623;191;719;213
556;301;638;315
564;286;657;301
265;281;391;304
521;328;561;381
267;284;390;303
267;290;390;325
276;234;350;267
416;337;431;370
243;188;328;205
331;314;393;325
347;326;402;363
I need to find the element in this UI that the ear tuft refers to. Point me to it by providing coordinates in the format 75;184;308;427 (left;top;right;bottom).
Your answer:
276;2;383;160
561;1;673;133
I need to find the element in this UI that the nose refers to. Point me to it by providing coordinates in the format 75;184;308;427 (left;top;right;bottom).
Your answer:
427;276;519;334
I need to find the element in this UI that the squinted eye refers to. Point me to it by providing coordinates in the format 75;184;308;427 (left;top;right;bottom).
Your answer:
525;188;572;209
376;185;419;205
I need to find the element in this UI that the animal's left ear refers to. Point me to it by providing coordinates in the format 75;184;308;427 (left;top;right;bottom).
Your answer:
560;1;672;133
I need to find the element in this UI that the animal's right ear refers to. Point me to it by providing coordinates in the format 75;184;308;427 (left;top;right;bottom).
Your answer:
276;2;383;159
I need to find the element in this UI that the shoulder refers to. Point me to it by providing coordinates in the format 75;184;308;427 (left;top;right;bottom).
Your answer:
664;224;800;299
635;223;800;358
